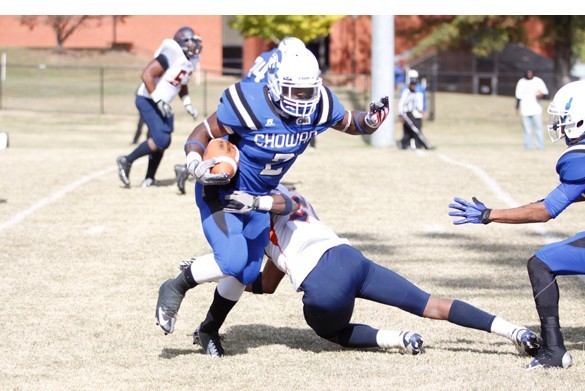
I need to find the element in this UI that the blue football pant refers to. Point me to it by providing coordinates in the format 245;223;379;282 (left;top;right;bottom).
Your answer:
535;231;585;275
300;244;430;346
195;183;270;285
135;95;173;150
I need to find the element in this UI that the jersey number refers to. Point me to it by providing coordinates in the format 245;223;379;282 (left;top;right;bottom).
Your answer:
171;70;190;87
260;153;295;176
247;60;270;83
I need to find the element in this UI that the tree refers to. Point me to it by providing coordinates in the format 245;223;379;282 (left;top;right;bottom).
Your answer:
20;16;102;51
408;16;585;91
228;15;343;69
229;15;343;44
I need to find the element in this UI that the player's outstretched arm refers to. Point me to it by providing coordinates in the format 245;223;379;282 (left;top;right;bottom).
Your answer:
332;96;390;135
245;259;286;295
449;197;552;225
224;191;298;215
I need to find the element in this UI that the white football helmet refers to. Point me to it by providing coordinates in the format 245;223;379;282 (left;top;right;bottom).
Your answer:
267;48;322;117
547;80;585;143
277;37;306;53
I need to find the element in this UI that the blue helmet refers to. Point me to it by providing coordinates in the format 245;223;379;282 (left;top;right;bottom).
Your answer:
173;26;203;59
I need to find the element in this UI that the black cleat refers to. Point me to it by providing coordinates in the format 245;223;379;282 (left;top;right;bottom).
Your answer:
175;164;189;194
525;347;572;370
512;327;542;357
193;327;224;358
116;156;131;187
155;279;185;335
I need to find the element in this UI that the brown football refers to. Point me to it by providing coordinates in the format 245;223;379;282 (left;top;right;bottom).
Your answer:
203;139;240;179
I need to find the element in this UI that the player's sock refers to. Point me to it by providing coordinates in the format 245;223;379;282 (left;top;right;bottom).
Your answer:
145;150;163;180
447;299;496;332
375;329;404;349
126;140;152;163
490;316;520;339
335;324;379;348
198;288;238;334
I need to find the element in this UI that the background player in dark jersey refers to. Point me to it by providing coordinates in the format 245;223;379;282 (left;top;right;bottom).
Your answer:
449;80;585;370
155;46;391;355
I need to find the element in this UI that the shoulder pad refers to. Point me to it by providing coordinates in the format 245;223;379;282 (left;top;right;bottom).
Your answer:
155;39;184;61
217;82;264;131
557;144;585;183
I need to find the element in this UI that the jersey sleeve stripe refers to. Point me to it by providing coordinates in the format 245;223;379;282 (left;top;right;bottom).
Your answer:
225;83;261;130
316;85;333;126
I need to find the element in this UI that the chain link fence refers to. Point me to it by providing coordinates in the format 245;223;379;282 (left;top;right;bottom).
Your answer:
0;63;372;117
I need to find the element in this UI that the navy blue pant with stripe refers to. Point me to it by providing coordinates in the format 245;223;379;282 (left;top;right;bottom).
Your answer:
300;244;430;347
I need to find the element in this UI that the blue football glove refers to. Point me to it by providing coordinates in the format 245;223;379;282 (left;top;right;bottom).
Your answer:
448;197;492;225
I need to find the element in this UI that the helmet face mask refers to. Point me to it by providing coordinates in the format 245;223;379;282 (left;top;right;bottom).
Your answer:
547;81;585;144
267;48;322;117
174;26;203;59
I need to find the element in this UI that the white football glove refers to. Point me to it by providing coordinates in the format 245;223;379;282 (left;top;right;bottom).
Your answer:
155;99;173;118
364;96;390;128
186;151;230;186
224;191;274;214
184;104;199;120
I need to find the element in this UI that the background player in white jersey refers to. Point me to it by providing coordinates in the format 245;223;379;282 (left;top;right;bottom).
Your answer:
180;184;541;357
449;81;585;370
116;26;202;188
155;47;391;356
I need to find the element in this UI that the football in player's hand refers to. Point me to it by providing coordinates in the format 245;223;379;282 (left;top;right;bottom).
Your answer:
203;139;239;179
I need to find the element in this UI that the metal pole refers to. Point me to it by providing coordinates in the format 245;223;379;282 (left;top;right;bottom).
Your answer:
370;15;394;147
100;67;104;114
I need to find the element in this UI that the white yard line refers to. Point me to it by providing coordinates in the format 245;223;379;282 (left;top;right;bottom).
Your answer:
438;153;583;282
0;166;116;232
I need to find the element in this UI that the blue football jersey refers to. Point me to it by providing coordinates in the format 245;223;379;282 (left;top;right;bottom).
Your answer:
242;49;280;83
216;81;345;195
543;140;585;217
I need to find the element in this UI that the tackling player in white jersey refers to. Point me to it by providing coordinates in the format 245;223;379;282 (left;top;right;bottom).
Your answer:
117;26;202;189
182;184;541;357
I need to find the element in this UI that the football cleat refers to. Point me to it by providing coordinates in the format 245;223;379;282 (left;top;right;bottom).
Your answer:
174;164;189;194
193;327;224;358
511;327;542;357
525;348;573;370
399;330;425;355
116;156;131;187
155;279;185;335
140;178;156;188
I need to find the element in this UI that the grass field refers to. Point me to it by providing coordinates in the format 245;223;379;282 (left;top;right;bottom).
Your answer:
1;77;585;389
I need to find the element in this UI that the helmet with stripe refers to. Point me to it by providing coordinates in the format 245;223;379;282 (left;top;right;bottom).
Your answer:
267;48;322;118
173;26;203;59
547;80;585;143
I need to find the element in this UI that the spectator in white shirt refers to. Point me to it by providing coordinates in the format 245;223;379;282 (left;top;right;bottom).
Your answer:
515;69;549;151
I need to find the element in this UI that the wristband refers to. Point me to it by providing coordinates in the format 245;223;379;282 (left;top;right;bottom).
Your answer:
480;209;492;225
182;95;192;107
254;196;274;211
354;112;368;135
251;273;263;294
185;140;206;153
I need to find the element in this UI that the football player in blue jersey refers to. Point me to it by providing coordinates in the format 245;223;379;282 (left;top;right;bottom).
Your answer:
448;80;585;370
242;36;306;83
116;26;202;189
155;47;391;355
175;37;307;193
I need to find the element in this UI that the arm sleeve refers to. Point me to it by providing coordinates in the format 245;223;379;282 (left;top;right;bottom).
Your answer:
155;54;169;71
543;182;585;218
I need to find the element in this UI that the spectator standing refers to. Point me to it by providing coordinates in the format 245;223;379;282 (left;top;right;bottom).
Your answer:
396;69;434;150
515;69;548;151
